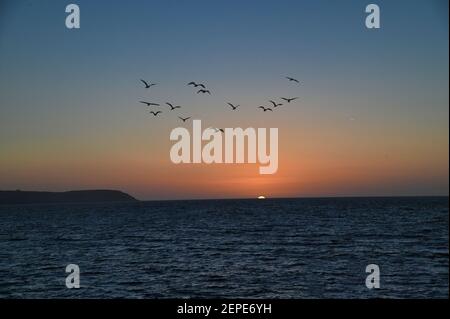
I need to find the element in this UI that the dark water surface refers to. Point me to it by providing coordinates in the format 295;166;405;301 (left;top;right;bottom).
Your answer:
0;197;448;298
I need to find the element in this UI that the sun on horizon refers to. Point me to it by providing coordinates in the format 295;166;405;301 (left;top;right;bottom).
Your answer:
257;195;266;200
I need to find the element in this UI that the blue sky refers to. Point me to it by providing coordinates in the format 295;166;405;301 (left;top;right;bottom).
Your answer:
0;0;448;199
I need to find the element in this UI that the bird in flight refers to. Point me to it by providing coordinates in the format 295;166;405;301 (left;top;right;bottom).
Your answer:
149;111;162;116
227;103;240;110
140;79;157;88
178;116;191;122
197;89;211;95
269;100;283;108
166;102;181;110
208;127;225;133
140;101;160;107
187;82;206;89
286;76;300;84
258;106;273;112
281;97;299;103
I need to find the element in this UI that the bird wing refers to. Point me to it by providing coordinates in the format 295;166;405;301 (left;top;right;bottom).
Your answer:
166;102;173;108
199;84;206;89
188;82;196;86
141;79;149;86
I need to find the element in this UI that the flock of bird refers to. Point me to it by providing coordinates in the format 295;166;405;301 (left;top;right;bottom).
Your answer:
138;77;301;125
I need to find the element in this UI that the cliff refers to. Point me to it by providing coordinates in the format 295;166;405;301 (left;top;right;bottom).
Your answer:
0;190;138;205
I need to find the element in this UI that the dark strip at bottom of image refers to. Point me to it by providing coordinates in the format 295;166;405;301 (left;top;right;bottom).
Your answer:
0;299;447;317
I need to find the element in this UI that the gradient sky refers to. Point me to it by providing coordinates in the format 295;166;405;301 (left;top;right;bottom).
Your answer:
0;0;448;199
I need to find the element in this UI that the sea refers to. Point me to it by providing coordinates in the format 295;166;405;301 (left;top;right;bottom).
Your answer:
0;197;448;299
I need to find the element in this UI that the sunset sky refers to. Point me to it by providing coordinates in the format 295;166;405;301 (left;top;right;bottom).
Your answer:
0;0;448;200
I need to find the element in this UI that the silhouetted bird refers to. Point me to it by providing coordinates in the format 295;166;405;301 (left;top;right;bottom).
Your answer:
149;111;162;116
208;127;225;133
187;82;206;88
269;100;283;108
286;76;300;83
258;106;273;112
281;97;299;103
227;103;240;110
140;79;157;88
197;89;211;95
166;102;181;110
178;116;191;122
140;101;160;107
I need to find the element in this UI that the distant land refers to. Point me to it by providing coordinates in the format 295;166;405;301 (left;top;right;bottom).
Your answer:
0;190;138;205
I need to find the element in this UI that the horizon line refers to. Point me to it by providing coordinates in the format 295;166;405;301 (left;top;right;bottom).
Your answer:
2;189;448;202
139;194;450;202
